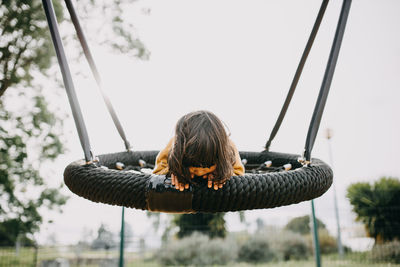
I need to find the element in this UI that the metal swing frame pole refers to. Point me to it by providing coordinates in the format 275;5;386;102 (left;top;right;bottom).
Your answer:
265;0;329;151
326;129;344;258
64;0;132;151
43;1;129;265
303;1;352;267
303;0;352;163
42;0;94;163
119;207;125;267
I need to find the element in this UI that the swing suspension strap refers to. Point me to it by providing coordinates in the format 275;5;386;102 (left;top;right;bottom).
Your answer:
302;0;352;163
42;0;94;163
64;0;131;151
265;0;329;151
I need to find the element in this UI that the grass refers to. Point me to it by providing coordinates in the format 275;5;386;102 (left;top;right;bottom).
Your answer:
127;253;400;267
125;258;400;267
230;259;400;267
0;247;36;267
1;247;400;267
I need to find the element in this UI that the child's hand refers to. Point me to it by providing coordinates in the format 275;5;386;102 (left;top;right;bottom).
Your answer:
171;174;189;191
203;173;226;190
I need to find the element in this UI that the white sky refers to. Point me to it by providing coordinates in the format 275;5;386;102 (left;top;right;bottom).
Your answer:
36;0;400;249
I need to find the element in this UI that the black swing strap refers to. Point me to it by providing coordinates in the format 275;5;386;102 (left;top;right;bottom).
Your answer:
303;0;352;162
42;0;93;163
265;0;329;151
64;0;131;151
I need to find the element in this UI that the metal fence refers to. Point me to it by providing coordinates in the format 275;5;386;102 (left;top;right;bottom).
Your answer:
0;246;138;267
0;234;399;267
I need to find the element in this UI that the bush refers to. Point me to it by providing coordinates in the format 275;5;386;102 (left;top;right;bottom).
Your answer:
157;232;237;266
238;234;276;263
197;238;235;265
318;229;338;254
369;240;400;263
272;230;310;261
304;229;338;255
238;227;310;263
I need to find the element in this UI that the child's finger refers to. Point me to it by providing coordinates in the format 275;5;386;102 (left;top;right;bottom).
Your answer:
218;183;223;188
179;184;184;191
185;183;189;189
214;183;218;190
191;174;194;179
208;180;212;188
171;174;175;185
174;177;179;190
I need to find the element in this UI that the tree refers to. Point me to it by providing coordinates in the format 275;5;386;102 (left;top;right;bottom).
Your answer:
0;97;68;246
0;0;65;96
347;177;400;244
284;215;326;235
77;227;94;249
0;0;148;246
173;213;226;239
0;0;69;246
170;209;246;240
255;218;265;233
70;0;150;60
91;224;117;250
120;221;134;249
0;1;68;247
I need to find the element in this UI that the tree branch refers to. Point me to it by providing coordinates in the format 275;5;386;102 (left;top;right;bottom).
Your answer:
0;59;10;97
0;40;30;98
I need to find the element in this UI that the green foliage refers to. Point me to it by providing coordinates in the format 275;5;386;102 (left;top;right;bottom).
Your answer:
238;234;276;263
304;229;338;255
284;215;326;235
157;233;237;266
173;212;226;239
285;216;339;255
369;240;400;264
73;0;150;60
0;0;64;96
0;219;36;247
271;230;310;261
318;229;338;254
1;0;149;247
251;227;311;262
0;98;68;246
347;177;400;243
0;0;149;98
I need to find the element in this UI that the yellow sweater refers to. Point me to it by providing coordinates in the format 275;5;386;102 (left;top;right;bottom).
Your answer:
153;138;245;176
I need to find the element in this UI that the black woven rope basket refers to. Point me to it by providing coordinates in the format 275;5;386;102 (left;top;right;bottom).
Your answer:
64;150;333;213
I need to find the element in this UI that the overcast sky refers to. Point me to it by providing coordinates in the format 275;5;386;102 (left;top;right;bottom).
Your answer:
36;0;400;249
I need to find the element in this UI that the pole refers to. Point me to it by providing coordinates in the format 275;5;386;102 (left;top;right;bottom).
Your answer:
311;200;321;267
265;0;329;151
33;244;38;267
15;233;21;256
303;0;352;162
42;0;93;163
64;0;132;151
325;129;344;258
119;207;125;267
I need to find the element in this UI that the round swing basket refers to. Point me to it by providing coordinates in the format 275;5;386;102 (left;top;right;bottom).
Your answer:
64;150;333;213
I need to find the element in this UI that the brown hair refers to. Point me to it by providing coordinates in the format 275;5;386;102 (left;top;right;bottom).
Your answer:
168;110;235;185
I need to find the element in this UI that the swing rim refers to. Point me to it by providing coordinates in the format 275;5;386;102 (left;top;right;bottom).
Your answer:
64;149;333;213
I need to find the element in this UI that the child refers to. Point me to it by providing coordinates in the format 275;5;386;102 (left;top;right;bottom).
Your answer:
153;110;245;191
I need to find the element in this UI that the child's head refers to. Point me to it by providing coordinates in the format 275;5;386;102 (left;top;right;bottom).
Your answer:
168;110;235;184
